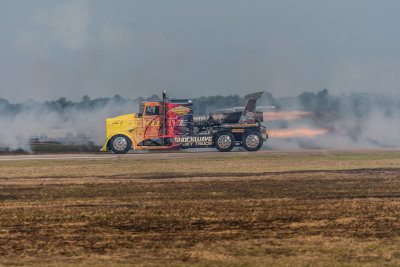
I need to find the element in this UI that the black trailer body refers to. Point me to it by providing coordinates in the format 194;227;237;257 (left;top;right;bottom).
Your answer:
173;92;268;152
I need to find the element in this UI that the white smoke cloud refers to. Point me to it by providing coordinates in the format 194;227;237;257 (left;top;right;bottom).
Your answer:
0;98;140;152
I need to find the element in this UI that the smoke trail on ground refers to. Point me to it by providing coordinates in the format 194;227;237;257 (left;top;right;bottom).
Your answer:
0;95;146;152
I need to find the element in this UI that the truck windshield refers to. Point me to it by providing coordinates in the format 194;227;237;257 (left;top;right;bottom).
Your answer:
138;104;144;117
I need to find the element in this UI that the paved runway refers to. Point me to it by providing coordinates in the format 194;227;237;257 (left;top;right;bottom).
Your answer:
0;148;399;161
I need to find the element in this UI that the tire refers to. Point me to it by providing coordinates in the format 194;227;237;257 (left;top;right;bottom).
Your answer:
109;134;132;154
215;132;235;152
242;131;263;151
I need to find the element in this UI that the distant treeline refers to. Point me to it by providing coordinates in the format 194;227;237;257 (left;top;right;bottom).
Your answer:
1;89;400;122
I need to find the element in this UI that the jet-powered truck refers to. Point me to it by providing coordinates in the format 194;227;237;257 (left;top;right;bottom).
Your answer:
100;91;268;153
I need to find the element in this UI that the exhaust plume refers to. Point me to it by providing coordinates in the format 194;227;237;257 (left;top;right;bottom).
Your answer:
268;128;329;138
263;111;311;121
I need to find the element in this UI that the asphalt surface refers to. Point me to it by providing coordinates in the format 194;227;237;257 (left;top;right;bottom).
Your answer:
0;148;400;161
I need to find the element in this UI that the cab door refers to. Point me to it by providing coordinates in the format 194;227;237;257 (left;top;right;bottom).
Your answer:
143;103;163;139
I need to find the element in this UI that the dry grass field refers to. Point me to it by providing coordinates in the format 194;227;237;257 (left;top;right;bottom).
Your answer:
1;150;400;266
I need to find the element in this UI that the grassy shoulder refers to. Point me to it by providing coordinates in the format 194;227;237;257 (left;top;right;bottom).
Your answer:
0;151;400;179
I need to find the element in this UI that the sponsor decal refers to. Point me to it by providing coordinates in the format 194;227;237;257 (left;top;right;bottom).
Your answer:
170;106;191;114
145;120;161;127
109;119;163;128
110;120;135;127
239;111;255;123
232;129;244;133
167;119;187;127
174;136;213;147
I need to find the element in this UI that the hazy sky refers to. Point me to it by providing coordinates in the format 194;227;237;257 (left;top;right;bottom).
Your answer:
1;0;400;101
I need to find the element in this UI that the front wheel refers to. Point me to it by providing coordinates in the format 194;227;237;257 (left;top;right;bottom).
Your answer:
215;132;235;152
242;131;263;151
109;134;132;154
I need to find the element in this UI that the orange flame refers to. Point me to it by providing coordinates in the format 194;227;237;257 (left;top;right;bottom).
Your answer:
269;128;329;138
263;111;311;121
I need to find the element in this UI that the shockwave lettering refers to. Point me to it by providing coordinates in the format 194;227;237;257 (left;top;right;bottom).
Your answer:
174;136;213;147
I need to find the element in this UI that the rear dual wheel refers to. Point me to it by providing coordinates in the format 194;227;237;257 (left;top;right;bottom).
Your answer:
242;131;263;151
215;132;235;152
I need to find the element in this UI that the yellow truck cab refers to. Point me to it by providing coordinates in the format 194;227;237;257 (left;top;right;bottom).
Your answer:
100;101;166;153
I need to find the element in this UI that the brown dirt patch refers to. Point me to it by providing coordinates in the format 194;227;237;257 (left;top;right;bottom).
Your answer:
1;152;400;265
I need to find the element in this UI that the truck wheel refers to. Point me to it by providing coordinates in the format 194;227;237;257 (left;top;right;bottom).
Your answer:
215;132;235;152
242;131;263;151
109;134;132;154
